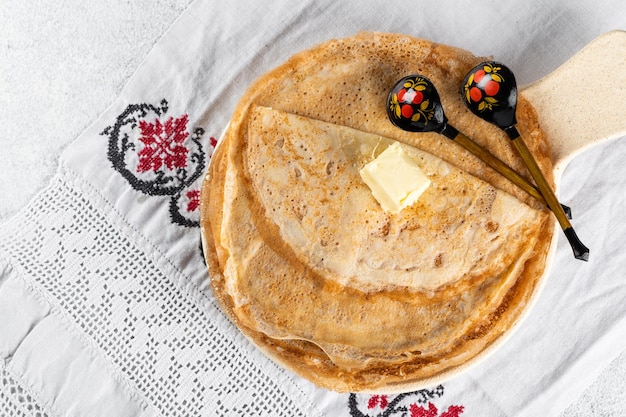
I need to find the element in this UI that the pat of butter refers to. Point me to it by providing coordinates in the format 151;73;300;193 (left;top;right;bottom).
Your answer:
359;142;431;213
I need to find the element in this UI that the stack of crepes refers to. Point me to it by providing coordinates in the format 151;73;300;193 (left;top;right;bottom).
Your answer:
200;32;555;393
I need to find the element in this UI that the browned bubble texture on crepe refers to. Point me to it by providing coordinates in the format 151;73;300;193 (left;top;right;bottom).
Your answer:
200;32;555;393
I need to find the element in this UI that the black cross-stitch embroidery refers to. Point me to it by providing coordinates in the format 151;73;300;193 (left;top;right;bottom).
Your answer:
348;385;445;417
101;99;206;227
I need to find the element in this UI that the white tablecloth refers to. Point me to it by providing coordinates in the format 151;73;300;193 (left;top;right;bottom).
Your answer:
1;1;625;416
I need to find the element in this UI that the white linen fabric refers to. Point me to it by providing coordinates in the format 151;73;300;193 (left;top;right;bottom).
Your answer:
1;0;625;416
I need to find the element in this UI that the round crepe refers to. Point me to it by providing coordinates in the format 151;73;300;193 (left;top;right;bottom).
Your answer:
200;32;555;393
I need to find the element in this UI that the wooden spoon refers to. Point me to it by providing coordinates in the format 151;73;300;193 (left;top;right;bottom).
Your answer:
462;61;590;260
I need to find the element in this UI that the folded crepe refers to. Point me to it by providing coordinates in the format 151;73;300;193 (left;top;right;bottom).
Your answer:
200;32;555;393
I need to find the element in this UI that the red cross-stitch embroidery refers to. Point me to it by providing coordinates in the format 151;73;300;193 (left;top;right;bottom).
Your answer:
440;405;465;417
410;402;438;417
368;395;389;410
137;115;190;173
410;402;464;417
186;189;201;212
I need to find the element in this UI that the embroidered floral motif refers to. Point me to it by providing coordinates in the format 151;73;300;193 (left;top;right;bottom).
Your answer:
136;115;190;173
348;385;465;417
101;99;217;227
410;402;464;417
185;189;201;212
439;405;465;417
368;395;389;410
410;402;438;417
